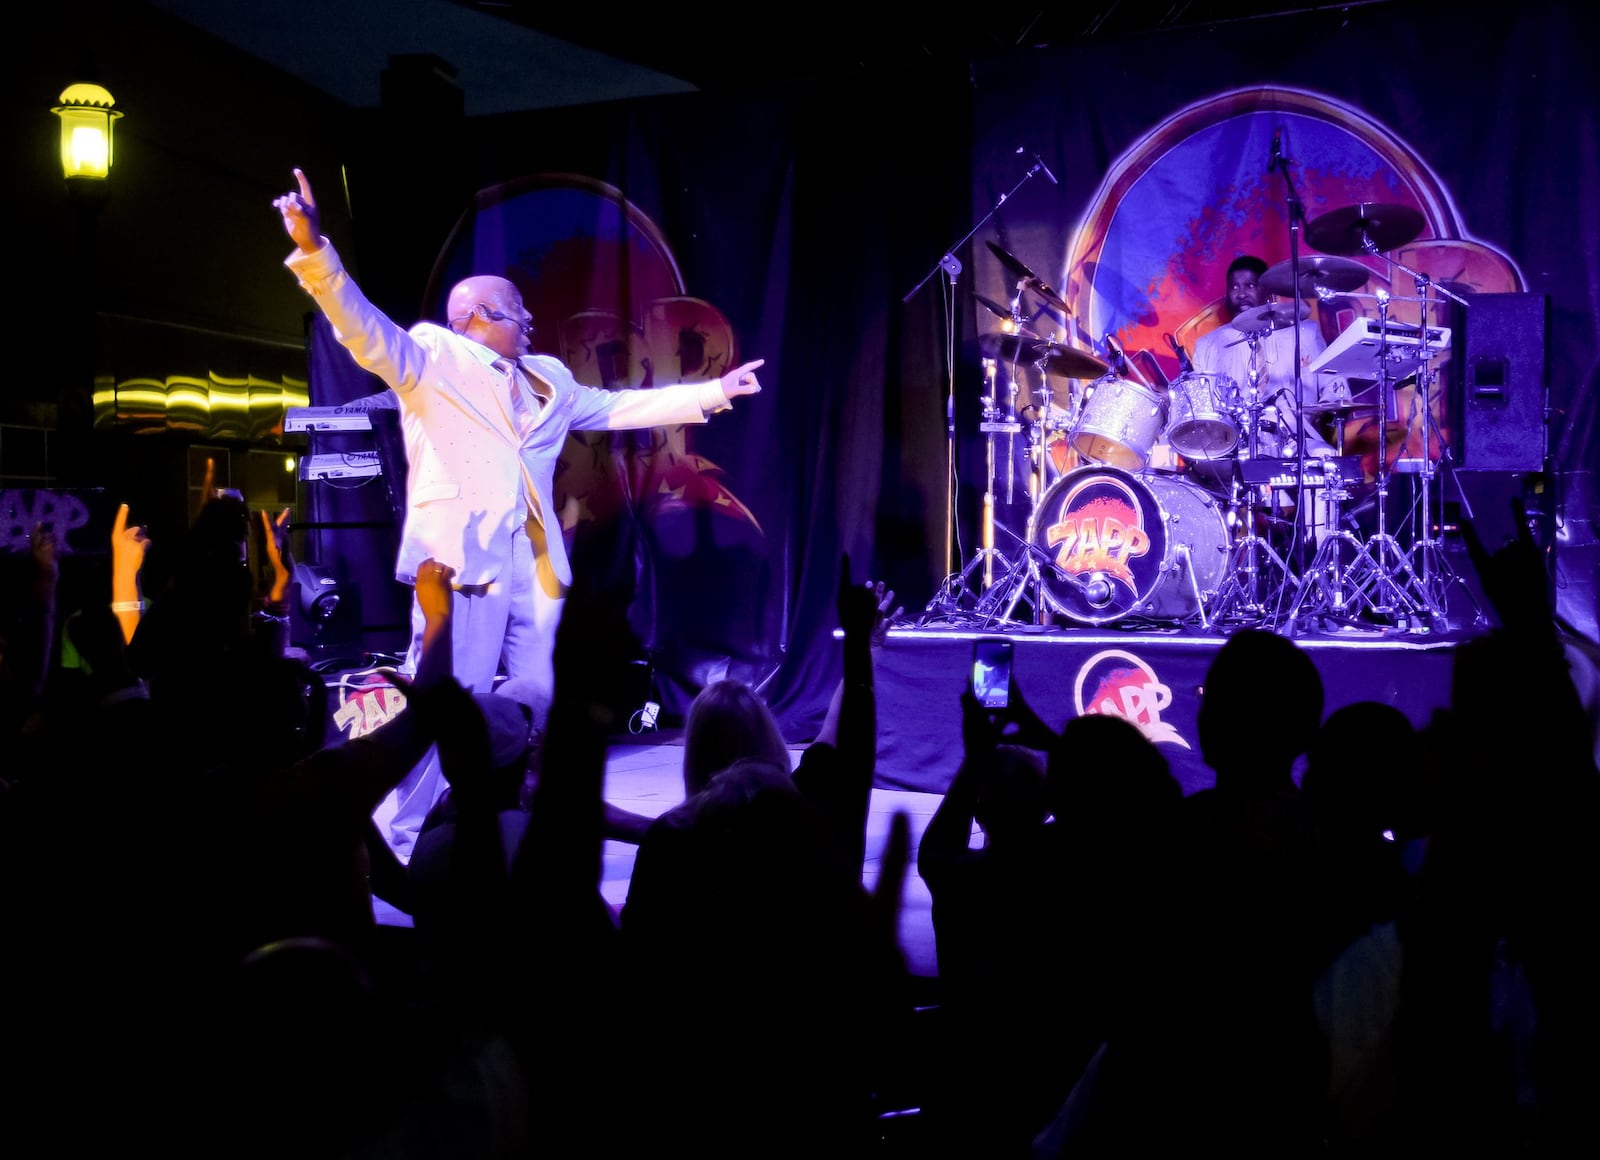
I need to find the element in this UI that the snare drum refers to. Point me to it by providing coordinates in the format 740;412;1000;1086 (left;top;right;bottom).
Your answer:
1069;376;1167;471
1165;372;1241;460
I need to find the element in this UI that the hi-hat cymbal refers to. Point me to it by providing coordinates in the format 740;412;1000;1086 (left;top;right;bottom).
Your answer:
978;332;1108;380
1305;203;1425;256
985;241;1071;315
1259;255;1370;298
1235;300;1311;333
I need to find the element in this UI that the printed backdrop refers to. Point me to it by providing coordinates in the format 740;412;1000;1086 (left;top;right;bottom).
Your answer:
355;3;1595;734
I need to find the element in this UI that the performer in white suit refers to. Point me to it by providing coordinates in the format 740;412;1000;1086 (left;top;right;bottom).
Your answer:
274;168;764;858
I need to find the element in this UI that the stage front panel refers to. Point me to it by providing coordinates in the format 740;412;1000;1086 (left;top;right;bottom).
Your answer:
873;628;1457;796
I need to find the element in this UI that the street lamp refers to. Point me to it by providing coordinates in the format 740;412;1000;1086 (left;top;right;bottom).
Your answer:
52;82;122;485
53;83;122;187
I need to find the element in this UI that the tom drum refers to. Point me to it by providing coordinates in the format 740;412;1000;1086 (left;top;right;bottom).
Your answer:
1165;372;1241;461
1069;376;1167;471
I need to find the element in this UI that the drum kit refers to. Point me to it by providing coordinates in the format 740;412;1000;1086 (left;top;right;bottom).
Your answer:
927;202;1480;637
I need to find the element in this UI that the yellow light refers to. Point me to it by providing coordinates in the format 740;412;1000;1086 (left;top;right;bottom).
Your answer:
53;83;122;181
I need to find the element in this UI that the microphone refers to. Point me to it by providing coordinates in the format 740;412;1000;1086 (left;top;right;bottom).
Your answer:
1082;577;1113;608
1269;129;1282;175
1164;332;1195;374
1102;332;1129;375
1034;153;1059;185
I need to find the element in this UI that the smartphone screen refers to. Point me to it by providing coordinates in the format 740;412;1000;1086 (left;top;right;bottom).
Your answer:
971;638;1013;709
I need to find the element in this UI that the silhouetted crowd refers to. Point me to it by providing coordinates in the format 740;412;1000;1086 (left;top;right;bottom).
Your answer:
3;489;1599;1158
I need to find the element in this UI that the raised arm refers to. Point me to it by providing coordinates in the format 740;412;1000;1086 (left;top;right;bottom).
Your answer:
273;167;324;255
796;555;901;873
109;504;150;646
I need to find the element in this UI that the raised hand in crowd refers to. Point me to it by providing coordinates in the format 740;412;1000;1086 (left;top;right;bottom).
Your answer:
109;502;150;644
804;554;902;871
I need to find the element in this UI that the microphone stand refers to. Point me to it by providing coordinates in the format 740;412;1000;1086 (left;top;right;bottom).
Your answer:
908;168;1044;623
1271;135;1313;605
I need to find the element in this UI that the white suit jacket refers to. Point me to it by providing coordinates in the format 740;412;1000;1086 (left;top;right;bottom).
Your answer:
286;241;730;589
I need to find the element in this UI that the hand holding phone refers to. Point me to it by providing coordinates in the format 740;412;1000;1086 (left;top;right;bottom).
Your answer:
971;638;1013;710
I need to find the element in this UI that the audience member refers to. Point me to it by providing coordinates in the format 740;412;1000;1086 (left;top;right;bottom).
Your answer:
615;556;912;1156
916;682;1056;1157
1040;628;1331;1158
1301;700;1423;1154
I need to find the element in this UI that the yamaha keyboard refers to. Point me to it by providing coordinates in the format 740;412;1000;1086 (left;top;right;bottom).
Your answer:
1307;317;1450;385
299;452;383;481
284;402;391;432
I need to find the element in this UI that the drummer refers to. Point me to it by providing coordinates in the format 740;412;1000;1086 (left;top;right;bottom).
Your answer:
1190;254;1335;460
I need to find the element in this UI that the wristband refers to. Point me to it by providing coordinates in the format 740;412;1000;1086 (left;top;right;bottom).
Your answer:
110;600;146;613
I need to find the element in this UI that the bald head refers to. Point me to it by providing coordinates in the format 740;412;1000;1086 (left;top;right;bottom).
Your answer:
445;275;533;359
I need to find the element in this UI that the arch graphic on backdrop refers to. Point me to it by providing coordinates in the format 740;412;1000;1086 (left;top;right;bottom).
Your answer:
1060;87;1523;477
422;173;761;535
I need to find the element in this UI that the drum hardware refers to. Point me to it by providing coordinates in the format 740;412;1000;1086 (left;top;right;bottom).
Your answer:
1201;318;1290;625
970;356;1025;593
1316;291;1430;627
1305;280;1461;631
1209;457;1300;626
1365;255;1472;629
971;521;1052;627
1299;198;1463;631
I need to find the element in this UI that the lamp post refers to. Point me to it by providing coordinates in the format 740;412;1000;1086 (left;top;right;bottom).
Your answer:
51;83;121;486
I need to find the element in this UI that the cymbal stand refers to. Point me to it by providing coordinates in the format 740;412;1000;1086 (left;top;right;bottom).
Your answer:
1282;414;1380;634
1351;290;1435;630
921;360;1017;624
1210;333;1298;625
1392;270;1470;628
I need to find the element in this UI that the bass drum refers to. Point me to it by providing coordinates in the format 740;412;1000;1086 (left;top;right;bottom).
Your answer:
1029;466;1231;625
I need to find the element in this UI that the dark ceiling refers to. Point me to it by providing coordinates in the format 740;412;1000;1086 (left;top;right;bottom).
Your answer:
457;1;1390;94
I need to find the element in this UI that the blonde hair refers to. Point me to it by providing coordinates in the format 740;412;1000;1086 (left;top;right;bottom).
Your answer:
681;679;792;796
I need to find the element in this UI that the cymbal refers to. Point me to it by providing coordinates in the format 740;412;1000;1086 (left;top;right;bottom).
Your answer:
1305;203;1424;256
1259;256;1370;298
978;332;1108;380
1235;301;1311;332
985;241;1071;315
974;293;1020;323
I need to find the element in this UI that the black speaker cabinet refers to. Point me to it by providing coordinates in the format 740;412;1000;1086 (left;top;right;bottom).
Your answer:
1454;292;1548;472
